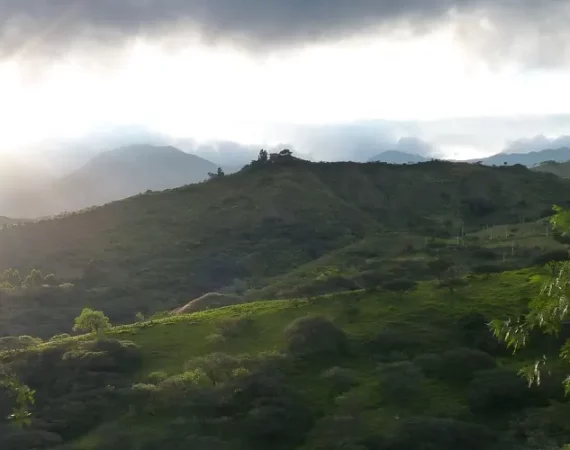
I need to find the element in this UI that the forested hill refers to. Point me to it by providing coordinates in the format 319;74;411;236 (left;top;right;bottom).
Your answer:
1;158;570;336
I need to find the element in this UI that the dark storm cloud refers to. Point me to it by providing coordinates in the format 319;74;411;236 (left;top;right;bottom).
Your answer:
1;0;569;66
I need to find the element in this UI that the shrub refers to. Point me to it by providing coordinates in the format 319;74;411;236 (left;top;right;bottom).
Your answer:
285;316;348;357
377;361;425;405
412;353;442;378
146;371;168;384
439;348;496;384
217;316;254;338
389;417;495;450
468;368;545;415
320;367;358;393
206;333;226;345
531;249;569;267
369;329;423;356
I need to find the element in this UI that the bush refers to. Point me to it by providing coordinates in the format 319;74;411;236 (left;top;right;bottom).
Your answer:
389;417;495;450
468;368;545;414
412;353;442;378
377;361;425;406
217;316;254;338
368;329;424;356
457;312;506;355
285;316;348;357
531;250;569;267
206;333;226;345
439;348;496;384
320;367;358;393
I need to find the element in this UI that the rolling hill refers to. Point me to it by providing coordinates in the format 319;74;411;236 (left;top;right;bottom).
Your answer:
3;157;570;449
532;160;570;178
479;147;570;167
1;158;570;337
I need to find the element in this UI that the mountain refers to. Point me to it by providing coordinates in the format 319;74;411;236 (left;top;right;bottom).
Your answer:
54;144;218;212
532;160;570;178
0;145;219;218
479;147;570;167
1;157;569;338
368;150;429;164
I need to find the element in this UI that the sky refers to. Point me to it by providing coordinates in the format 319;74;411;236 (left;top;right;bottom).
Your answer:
1;0;570;161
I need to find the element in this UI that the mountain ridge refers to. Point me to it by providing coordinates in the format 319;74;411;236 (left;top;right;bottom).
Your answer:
0;144;219;218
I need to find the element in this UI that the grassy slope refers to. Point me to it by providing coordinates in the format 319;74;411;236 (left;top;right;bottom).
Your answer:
1;160;570;337
56;268;540;448
114;269;538;377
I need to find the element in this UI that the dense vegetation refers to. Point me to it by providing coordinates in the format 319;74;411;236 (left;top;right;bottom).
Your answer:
2;157;570;449
1;158;570;337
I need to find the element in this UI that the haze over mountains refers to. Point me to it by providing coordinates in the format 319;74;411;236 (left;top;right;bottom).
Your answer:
0;145;219;218
370;147;570;166
3;135;570;220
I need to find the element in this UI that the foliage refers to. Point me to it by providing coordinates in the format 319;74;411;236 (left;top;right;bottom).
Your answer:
439;348;496;384
377;360;425;406
491;206;570;388
72;308;111;336
284;315;348;357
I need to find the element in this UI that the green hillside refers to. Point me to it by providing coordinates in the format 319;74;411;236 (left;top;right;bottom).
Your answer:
3;158;570;449
2;269;570;450
532;160;570;178
1;158;570;337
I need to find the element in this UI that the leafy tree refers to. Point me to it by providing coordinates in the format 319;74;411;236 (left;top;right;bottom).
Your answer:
72;308;111;336
492;205;570;388
23;269;44;288
257;149;268;162
208;167;225;178
0;367;35;427
284;316;348;357
1;268;21;288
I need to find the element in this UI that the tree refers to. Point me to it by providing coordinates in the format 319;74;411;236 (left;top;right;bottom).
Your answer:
73;308;111;336
491;205;570;389
257;149;268;162
24;269;44;288
279;149;293;157
207;167;225;178
285;316;348;357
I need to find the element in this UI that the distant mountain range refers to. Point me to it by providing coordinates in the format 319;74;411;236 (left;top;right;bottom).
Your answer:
369;147;570;167
0;145;222;218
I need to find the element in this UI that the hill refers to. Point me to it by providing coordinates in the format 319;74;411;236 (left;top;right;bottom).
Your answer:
532;160;570;178
1;158;570;337
2;268;569;450
368;150;428;164
54;145;218;212
0;145;218;218
479;147;570;167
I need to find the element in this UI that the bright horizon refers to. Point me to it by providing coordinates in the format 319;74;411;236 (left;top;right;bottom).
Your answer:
1;1;570;160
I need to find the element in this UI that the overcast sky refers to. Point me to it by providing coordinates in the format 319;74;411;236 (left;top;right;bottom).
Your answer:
1;0;570;160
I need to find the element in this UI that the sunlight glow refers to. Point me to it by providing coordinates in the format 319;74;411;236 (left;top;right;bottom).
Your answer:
1;30;570;153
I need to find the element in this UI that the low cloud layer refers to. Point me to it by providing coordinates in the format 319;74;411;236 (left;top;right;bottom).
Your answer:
1;0;569;67
503;135;570;154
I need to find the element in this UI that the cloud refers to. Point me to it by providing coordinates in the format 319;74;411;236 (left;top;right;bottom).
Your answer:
503;135;570;154
1;0;569;67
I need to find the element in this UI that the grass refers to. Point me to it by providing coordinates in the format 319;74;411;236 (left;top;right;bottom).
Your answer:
97;268;541;377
